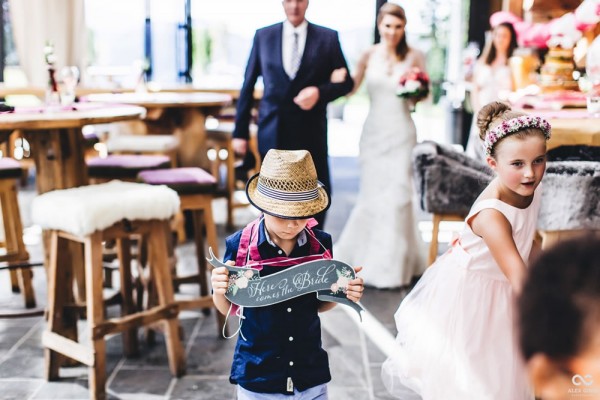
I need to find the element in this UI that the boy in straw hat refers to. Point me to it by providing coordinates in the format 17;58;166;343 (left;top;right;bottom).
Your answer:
211;149;364;399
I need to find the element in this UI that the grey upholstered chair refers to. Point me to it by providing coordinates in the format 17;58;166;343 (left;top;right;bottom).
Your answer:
538;145;600;248
412;141;494;265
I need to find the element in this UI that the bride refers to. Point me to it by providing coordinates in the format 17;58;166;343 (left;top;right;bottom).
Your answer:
333;3;427;288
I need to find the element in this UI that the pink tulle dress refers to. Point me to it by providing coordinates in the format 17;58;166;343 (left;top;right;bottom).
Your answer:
381;190;541;400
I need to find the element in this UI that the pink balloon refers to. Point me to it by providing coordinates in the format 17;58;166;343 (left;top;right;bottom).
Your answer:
489;9;587;49
520;23;552;48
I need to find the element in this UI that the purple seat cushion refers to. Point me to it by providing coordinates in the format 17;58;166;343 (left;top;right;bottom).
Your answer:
87;155;171;179
138;167;217;195
0;157;23;179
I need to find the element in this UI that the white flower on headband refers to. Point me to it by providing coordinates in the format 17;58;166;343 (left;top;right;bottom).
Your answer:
484;116;552;156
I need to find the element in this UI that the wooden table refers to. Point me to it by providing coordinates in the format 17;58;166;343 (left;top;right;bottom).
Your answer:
530;109;600;150
83;92;233;170
0;84;261;100
0;103;146;194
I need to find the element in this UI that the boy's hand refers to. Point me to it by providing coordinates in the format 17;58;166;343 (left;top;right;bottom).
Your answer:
211;260;234;295
346;266;364;303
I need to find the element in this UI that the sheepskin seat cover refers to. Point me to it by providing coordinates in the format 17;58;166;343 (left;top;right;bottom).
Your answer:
538;161;600;231
106;135;180;153
412;141;494;216
31;180;180;237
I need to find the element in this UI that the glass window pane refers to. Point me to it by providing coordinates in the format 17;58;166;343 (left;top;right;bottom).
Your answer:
149;0;186;85
190;0;375;86
84;0;145;86
2;0;18;67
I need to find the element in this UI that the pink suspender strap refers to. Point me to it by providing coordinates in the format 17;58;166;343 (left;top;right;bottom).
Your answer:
235;217;261;267
236;217;326;268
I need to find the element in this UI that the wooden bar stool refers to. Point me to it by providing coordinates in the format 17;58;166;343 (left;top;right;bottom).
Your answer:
0;157;35;309
31;181;186;400
205;123;261;229
86;154;173;290
137;167;226;332
87;154;172;183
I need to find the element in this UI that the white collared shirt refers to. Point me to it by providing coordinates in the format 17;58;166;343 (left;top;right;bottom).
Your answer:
264;226;308;249
282;19;308;77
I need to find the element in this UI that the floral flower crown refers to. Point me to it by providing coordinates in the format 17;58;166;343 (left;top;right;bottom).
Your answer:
484;115;551;156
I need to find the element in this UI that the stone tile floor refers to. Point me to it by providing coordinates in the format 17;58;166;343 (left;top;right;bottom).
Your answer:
0;153;453;399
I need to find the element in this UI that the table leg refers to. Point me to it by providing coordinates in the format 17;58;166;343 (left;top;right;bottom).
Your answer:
175;108;211;170
25;128;88;194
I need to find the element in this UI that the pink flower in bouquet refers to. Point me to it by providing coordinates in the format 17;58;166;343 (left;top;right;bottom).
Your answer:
397;68;430;99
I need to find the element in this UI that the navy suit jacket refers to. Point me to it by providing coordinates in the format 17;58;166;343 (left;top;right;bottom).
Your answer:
233;22;353;193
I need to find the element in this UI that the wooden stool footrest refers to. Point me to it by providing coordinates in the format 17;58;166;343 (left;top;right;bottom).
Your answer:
92;304;179;339
0;308;45;319
0;260;44;270
42;331;95;367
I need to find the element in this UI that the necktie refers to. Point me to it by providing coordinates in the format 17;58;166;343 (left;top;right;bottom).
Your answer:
290;32;301;79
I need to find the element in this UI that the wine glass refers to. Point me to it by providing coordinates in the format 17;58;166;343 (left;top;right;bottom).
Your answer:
60;66;80;107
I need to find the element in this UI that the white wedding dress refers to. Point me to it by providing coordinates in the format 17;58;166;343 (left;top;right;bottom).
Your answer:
334;47;427;288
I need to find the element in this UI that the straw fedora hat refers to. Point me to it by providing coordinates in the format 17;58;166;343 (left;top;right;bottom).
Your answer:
246;149;330;219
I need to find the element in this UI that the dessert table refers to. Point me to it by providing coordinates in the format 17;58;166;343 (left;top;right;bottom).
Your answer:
533;109;600;149
0;103;146;194
83;92;233;170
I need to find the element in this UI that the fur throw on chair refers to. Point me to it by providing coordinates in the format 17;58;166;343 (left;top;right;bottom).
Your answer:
412;141;494;216
538;146;600;231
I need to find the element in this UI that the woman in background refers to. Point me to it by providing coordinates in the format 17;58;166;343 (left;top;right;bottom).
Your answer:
333;3;427;288
466;22;518;160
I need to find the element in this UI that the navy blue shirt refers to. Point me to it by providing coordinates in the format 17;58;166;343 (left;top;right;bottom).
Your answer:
223;220;333;395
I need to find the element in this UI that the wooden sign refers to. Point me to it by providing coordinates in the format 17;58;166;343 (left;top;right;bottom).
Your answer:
207;248;363;318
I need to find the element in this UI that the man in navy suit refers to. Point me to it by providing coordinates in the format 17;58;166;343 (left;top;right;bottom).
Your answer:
233;0;353;226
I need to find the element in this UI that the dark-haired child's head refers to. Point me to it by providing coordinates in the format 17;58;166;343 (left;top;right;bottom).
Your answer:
518;236;600;399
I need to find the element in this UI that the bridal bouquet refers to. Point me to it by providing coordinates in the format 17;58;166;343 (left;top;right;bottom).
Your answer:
396;68;430;100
